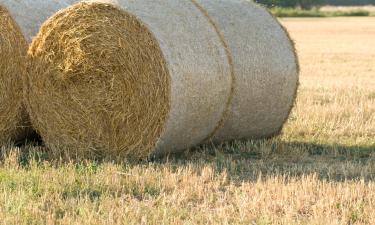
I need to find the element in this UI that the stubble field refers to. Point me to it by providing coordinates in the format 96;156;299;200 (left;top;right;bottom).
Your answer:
0;17;375;224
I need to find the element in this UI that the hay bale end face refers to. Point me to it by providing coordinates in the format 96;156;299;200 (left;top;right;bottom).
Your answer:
0;5;30;145
26;3;171;159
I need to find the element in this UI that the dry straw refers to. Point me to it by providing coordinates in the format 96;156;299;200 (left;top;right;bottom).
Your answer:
0;0;81;145
26;0;299;159
26;1;231;159
0;5;30;145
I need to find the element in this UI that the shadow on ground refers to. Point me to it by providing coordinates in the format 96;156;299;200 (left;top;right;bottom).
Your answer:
1;139;375;183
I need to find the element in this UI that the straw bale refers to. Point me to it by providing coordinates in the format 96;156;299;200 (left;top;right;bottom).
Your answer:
192;0;300;141
0;5;30;145
26;2;231;159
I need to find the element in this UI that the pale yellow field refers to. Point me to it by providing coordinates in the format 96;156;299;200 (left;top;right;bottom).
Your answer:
280;17;375;147
0;17;375;224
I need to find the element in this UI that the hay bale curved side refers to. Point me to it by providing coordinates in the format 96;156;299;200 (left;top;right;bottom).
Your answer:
194;0;299;141
26;2;231;159
0;6;30;145
0;0;79;43
111;0;232;155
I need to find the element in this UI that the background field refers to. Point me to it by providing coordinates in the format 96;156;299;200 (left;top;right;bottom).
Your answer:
1;17;375;224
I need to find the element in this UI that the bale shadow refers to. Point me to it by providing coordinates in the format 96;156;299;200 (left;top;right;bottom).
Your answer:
1;139;374;183
151;140;375;183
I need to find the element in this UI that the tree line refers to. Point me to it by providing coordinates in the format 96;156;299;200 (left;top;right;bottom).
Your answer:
255;0;375;9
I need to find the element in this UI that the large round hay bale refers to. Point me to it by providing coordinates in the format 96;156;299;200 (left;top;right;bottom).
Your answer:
191;0;300;142
0;5;29;145
0;0;78;43
25;2;232;159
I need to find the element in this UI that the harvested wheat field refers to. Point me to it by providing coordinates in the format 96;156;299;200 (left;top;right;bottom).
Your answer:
0;17;375;224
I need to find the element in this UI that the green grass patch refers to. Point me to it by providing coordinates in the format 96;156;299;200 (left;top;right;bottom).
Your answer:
271;7;325;17
271;7;371;17
329;10;370;17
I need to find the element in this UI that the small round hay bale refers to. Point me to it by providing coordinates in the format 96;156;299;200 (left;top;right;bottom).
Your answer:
0;0;78;43
0;5;30;145
192;0;300;141
25;2;231;159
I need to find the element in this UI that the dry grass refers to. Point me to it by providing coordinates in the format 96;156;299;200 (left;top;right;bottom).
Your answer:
1;17;375;224
280;17;375;147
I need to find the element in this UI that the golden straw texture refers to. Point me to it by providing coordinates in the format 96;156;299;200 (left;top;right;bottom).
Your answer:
26;3;170;159
0;5;30;145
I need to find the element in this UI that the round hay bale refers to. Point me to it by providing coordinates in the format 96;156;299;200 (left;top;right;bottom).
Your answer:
192;0;300;142
0;5;30;145
25;2;232;159
0;0;79;43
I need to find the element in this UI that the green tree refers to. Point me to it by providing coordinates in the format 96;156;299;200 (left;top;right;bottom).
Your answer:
297;0;325;9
